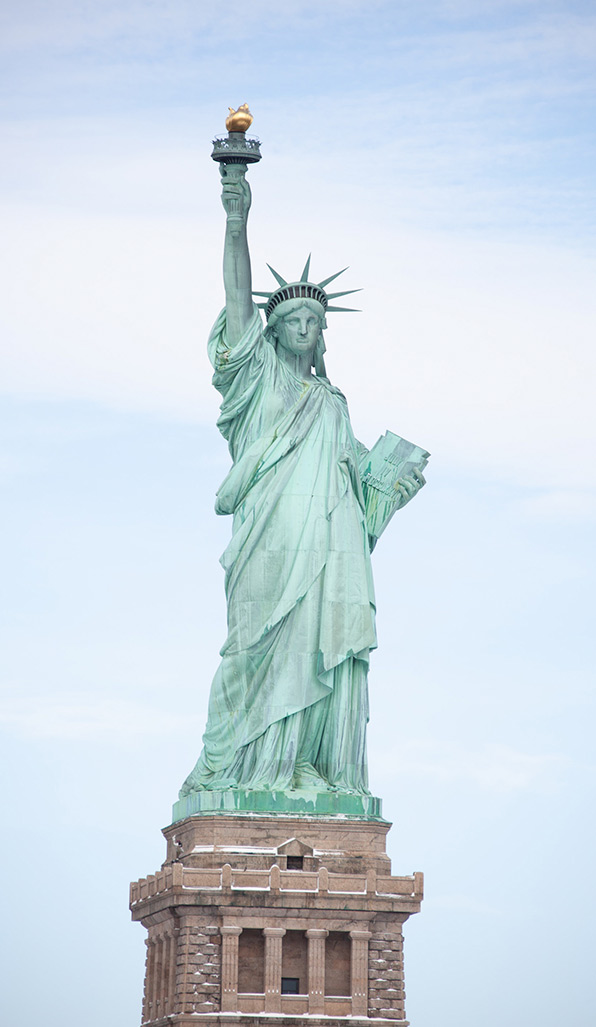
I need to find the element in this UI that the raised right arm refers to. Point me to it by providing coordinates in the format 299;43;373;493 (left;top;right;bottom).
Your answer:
220;165;253;346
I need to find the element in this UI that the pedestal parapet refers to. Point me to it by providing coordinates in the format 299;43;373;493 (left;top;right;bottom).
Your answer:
130;813;422;1026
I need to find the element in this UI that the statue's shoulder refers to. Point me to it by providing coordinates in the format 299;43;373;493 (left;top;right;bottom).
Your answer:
209;306;268;372
315;376;347;403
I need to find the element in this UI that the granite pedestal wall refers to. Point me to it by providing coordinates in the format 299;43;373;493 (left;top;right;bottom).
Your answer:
130;813;423;1027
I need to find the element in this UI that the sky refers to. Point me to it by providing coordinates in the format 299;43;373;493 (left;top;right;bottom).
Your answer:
1;1;595;1025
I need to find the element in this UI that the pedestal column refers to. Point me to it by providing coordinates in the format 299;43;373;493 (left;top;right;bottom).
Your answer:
350;929;372;1017
143;937;154;1023
167;928;179;1015
154;935;164;1018
161;934;171;1015
220;926;242;1012
306;928;328;1014
263;927;286;1012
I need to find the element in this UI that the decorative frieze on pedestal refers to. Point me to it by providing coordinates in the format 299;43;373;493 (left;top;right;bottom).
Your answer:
131;814;423;1027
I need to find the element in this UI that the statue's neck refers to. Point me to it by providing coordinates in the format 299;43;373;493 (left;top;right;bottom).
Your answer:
277;349;315;381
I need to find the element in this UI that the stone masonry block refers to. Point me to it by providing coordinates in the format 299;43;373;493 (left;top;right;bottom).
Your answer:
370;939;400;951
373;990;402;1003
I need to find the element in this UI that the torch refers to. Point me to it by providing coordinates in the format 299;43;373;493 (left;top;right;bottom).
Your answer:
211;105;261;232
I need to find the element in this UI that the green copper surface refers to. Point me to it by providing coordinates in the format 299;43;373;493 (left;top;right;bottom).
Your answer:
173;128;428;824
173;789;383;821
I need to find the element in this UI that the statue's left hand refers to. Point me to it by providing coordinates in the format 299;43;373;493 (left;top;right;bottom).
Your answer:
220;165;252;222
396;468;426;508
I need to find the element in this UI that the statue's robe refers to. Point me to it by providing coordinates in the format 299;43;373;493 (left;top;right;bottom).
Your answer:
180;307;376;795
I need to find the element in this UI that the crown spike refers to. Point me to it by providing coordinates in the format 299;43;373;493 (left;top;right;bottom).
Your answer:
300;255;311;282
266;264;288;287
326;305;361;312
316;269;349;289
252;291;273;297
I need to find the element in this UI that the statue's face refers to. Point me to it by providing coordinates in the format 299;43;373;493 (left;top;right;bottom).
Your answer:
275;305;321;359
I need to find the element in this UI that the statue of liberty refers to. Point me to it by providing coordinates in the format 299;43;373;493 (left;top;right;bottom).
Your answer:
178;109;427;812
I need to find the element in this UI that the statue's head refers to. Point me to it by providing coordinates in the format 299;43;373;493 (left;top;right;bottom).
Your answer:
254;258;361;377
266;299;327;375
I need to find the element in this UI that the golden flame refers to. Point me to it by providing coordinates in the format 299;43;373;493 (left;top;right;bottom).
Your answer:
225;104;253;133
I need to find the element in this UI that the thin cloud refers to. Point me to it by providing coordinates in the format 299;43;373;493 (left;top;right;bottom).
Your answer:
0;694;203;740
515;490;596;523
375;739;570;793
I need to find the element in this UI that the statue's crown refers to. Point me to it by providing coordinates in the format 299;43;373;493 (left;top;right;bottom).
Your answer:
253;257;361;322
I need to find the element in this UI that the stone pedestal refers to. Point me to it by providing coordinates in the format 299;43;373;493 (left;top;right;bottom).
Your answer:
130;813;423;1026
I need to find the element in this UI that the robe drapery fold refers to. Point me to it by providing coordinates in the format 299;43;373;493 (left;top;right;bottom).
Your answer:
180;306;377;795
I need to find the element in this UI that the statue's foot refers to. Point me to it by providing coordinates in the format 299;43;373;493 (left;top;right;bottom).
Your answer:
290;762;335;792
179;773;240;796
